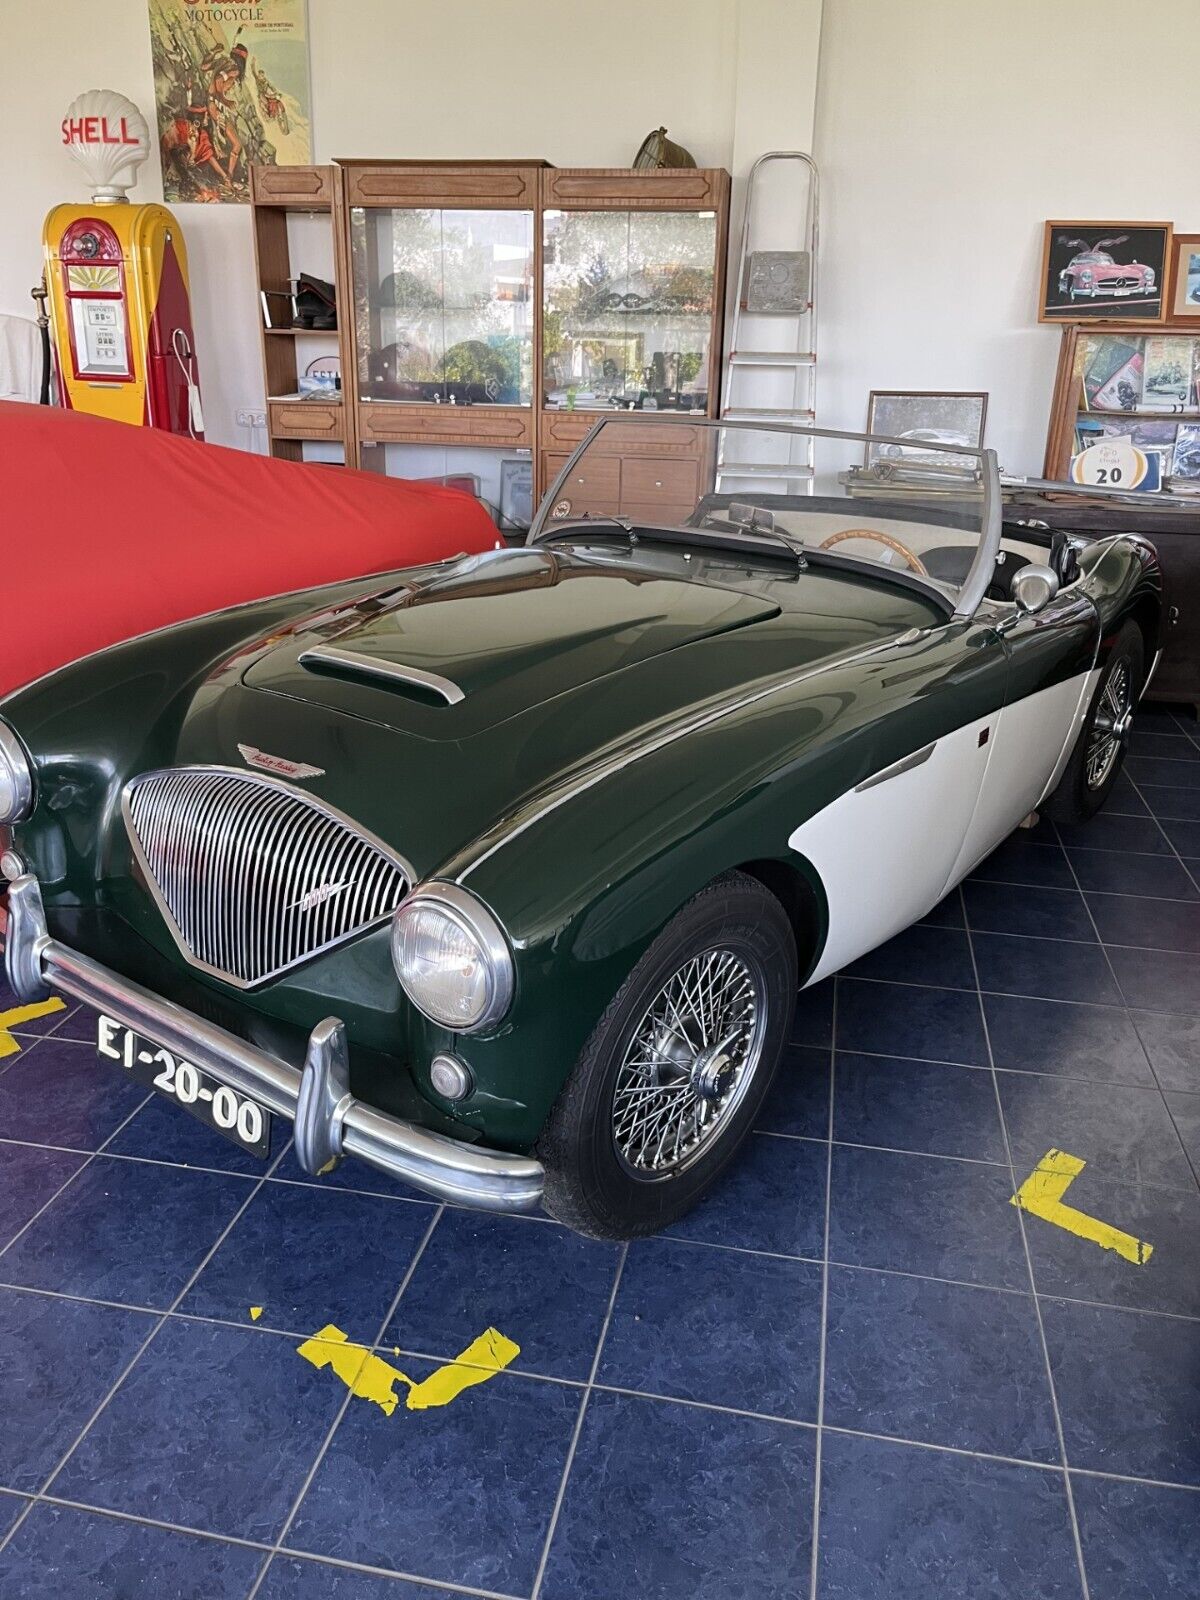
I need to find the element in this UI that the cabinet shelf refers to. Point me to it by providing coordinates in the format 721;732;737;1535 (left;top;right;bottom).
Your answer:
1078;408;1200;422
263;326;340;337
251;164;354;465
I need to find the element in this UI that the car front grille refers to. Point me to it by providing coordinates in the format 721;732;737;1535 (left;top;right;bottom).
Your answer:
123;767;409;988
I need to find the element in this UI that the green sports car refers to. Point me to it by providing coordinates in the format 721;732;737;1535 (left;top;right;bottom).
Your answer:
1;421;1161;1237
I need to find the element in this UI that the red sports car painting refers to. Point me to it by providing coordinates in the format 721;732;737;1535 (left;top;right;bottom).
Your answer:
1040;222;1170;322
1058;247;1156;302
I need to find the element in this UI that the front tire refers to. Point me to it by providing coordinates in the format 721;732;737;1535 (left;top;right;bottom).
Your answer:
1043;621;1144;824
538;871;798;1240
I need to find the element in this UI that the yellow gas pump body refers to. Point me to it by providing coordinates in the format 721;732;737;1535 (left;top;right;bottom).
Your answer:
43;200;202;436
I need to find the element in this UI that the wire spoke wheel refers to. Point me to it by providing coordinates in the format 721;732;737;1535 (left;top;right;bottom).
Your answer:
611;946;768;1179
1085;660;1132;791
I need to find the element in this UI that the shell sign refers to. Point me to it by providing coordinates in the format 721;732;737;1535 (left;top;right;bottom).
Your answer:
61;90;150;201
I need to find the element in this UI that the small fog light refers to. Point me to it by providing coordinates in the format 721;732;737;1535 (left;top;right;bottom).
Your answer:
430;1053;473;1102
0;849;24;882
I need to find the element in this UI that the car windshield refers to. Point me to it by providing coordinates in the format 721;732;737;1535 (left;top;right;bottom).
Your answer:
531;418;1000;617
1077;252;1111;263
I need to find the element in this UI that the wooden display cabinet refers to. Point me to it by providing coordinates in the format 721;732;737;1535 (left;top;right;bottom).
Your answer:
335;160;548;523
1043;321;1200;483
249;164;355;464
538;166;730;509
541;412;716;525
1042;320;1200;708
249;159;731;527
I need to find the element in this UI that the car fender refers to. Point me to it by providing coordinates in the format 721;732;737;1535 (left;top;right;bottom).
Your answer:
2;575;398;899
440;619;1007;1145
1076;533;1162;660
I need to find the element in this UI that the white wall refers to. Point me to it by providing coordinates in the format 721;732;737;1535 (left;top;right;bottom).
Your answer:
813;0;1200;475
2;0;753;446
7;0;1198;473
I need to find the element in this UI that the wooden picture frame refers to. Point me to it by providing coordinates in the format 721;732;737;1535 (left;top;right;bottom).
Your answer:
864;389;988;466
1038;221;1171;324
1168;233;1200;320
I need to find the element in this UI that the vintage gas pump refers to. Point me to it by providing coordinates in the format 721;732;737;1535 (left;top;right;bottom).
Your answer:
43;89;204;437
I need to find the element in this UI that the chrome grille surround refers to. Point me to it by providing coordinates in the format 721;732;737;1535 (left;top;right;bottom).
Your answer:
123;766;411;989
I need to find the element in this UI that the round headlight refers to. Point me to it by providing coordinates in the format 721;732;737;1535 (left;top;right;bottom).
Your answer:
0;722;33;823
391;884;513;1032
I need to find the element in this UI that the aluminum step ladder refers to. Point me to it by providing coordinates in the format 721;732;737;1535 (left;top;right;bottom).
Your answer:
718;151;819;493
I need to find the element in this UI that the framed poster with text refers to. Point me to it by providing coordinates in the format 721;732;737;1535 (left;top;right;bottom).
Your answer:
148;0;312;203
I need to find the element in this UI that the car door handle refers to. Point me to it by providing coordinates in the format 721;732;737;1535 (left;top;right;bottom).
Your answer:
855;741;937;792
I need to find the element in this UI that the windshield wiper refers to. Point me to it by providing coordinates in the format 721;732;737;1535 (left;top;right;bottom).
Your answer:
580;512;633;532
698;511;807;569
534;512;635;543
540;509;807;570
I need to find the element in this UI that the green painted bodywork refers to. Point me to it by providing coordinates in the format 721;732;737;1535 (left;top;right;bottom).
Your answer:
4;525;1160;1153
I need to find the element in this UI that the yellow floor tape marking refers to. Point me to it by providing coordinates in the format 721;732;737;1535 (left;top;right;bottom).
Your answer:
1011;1148;1153;1266
296;1322;520;1416
249;1306;263;1322
405;1327;521;1412
297;1326;408;1416
0;999;67;1059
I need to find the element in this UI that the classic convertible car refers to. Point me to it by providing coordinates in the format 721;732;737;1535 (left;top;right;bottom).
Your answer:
1;421;1161;1238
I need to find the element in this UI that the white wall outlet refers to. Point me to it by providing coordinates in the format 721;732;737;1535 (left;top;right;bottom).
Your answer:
236;408;267;429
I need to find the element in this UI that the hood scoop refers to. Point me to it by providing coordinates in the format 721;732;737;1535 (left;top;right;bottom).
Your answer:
298;644;465;706
244;548;781;735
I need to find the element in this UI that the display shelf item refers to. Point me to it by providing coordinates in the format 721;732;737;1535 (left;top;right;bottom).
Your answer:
1038;221;1171;323
542;207;716;412
350;205;534;406
250;163;354;465
1045;321;1200;490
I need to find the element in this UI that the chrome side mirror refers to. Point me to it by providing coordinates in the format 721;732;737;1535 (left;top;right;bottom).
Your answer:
1011;563;1059;616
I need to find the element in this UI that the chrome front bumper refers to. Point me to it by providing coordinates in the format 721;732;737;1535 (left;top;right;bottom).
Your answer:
4;875;544;1213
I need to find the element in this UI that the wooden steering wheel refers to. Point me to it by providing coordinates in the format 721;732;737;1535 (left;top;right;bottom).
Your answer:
818;527;929;577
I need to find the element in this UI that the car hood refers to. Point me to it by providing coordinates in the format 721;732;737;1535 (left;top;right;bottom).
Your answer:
174;542;941;879
242;546;782;738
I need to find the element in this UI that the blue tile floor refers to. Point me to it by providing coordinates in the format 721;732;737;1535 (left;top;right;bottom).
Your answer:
2;709;1200;1596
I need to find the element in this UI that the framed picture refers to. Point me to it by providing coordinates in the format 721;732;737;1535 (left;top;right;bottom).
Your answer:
864;390;987;466
1142;337;1193;412
1168;234;1200;320
1171;423;1200;482
1038;221;1171;323
499;457;533;530
1079;333;1143;410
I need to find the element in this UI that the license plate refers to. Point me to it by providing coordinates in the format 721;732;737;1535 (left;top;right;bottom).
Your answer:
97;1015;272;1157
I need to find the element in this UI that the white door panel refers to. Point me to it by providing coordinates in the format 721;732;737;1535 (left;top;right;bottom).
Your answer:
948;667;1099;886
791;711;996;986
1040;667;1102;802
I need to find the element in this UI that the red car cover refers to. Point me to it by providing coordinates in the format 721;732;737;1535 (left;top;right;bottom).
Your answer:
0;403;499;698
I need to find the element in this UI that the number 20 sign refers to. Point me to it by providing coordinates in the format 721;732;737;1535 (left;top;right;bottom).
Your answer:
1071;437;1160;492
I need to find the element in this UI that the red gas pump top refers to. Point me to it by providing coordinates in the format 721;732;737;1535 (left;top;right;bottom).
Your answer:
59;216;123;263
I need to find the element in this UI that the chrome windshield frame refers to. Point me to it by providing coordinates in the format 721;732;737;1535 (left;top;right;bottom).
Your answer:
528;415;1002;623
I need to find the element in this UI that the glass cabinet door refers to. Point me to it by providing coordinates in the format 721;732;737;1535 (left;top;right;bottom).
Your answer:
351;207;534;405
542;209;716;412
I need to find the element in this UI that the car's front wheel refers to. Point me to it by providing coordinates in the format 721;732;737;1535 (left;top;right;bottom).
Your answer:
538;871;798;1239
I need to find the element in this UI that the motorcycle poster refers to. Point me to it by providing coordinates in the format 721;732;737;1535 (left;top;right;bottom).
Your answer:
147;0;312;203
